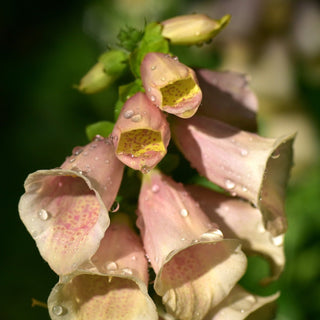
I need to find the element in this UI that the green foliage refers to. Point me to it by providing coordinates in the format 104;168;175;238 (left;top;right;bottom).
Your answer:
117;25;144;52
98;50;129;76
129;22;169;77
85;121;115;140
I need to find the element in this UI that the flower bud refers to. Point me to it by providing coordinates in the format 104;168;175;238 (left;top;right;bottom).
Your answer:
161;14;231;46
112;92;170;172
141;52;202;118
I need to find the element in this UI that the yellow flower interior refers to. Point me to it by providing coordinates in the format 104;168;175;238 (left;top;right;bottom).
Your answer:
161;77;199;107
117;129;165;158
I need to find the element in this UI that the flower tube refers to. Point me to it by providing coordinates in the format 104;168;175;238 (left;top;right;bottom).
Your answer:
186;184;285;283
112;92;170;173
137;170;247;320
195;69;258;132
48;217;157;320
18;137;124;275
141;52;202;118
172;115;295;236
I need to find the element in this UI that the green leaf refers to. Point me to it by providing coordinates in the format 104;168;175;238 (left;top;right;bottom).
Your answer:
117;25;144;52
114;79;144;120
85;121;115;141
129;22;169;78
190;175;226;193
98;50;129;76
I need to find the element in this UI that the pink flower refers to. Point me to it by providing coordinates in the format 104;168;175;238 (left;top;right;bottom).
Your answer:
112;92;170;173
18;137;124;275
137;169;247;320
172;115;295;236
141;52;202;118
48;216;157;319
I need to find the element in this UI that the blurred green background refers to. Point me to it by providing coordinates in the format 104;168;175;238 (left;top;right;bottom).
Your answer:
2;0;320;319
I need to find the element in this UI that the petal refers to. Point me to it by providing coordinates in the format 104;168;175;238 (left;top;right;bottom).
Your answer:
186;184;285;283
48;220;157;320
112;92;170;172
161;14;231;46
18;137;124;275
196;69;258;131
172;115;295;236
206;285;280;320
141;52;202;118
137;170;247;320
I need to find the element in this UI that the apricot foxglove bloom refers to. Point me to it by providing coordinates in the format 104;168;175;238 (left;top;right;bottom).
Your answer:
18;137;124;275
112;92;170;172
186;184;285;283
137;170;247;320
141;52;202;118
161;14;231;46
172;115;295;236
48;218;157;320
196;69;258;132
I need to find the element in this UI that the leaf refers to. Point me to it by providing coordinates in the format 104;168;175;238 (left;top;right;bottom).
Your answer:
85;121;115;140
117;25;144;52
98;50;129;76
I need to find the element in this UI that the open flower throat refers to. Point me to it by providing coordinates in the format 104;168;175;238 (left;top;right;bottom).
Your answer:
117;129;165;158
161;77;200;107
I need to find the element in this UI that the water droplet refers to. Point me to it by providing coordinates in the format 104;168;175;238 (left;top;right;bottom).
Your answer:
151;65;157;70
122;268;133;275
225;179;236;190
110;201;120;213
131;255;137;261
131;114;142;122
94;156;99;161
124;109;134;119
94;135;104;141
242;186;248;192
52;305;64;316
271;234;284;246
105;159;110;165
173;56;179;61
200;228;224;241
161;77;166;81
69;157;76;163
147;87;151;92
271;150;280;159
240;149;248;156
106;261;118;271
181;237;186;241
72;147;83;156
150;95;156;102
151;184;160;193
141;165;151;174
180;208;189;217
38;209;50;221
31;231;39;237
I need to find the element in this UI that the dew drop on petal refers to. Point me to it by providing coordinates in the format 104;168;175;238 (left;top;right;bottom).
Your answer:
122;268;133;275
106;261;118;271
242;186;248;192
180;208;189;217
200;228;224;241
131;255;137;261
240;149;248;156
124;109;134;119
72;147;83;156
52;305;64;316
151;184;160;193
38;209;50;221
131;114;142;122
225;179;236;190
161;77;166;81
110;201;120;213
271;234;284;246
141;165;151;174
151;65;157;70
150;95;156;102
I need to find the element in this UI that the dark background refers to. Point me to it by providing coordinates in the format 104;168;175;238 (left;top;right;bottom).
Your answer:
2;0;320;319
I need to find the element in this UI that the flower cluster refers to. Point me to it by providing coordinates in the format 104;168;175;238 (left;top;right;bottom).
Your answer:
19;14;295;320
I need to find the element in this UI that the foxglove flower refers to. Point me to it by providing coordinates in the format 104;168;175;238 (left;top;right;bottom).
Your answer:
186;184;285;283
161;14;231;46
48;217;157;320
112;92;170;173
196;69;258;132
141;52;202;118
172;115;295;236
206;285;280;320
137;170;247;320
18;137;124;275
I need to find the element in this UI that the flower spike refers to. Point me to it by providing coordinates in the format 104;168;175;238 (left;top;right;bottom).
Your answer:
48;217;158;320
18;137;124;275
141;52;202;118
172;115;295;236
137;170;247;320
112;92;170;172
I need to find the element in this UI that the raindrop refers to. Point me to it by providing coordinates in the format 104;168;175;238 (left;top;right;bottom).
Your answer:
105;159;110;165
161;77;166;81
173;56;179;61
271;234;284;246
242;186;248;192
200;229;224;241
271;150;280;159
225;179;236;190
72;147;83;156
106;261;118;271
240;149;248;156
180;208;189;217
151;184;160;193
52;305;64;316
181;237;186;241
69;157;76;163
94;135;104;141
141;165;151;174
122;268;133;275
150;95;156;102
131;114;142;122
147;87;151;92
131;255;137;261
124;109;134;119
110;201;120;213
38;209;50;221
151;65;157;70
